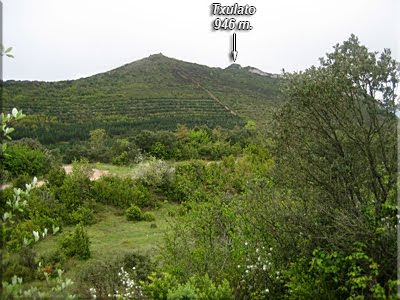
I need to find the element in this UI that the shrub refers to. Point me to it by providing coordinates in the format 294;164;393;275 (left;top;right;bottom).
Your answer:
133;182;152;207
121;252;155;281
112;151;129;165
39;249;67;275
79;252;154;299
132;158;175;189
285;244;393;299
92;176;153;208
46;165;66;188
126;205;142;221
2;144;50;176
6;220;40;250
2;248;37;282
167;283;198;300
26;188;64;229
143;273;233;300
143;272;179;300
59;224;90;260
12;173;34;189
143;212;156;222
68;205;95;225
58;161;93;211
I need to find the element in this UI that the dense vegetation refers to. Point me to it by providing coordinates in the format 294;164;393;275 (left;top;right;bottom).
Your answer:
2;54;280;146
0;35;398;299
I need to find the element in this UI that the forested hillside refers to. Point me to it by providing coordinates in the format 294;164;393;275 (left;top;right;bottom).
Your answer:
2;54;281;145
1;36;398;299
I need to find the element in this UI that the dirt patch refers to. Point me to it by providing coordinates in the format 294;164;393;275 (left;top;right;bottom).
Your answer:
62;164;108;181
0;165;109;190
90;169;109;181
63;165;73;174
0;183;12;190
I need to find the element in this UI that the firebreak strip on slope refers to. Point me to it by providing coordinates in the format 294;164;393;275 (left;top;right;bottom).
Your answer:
176;70;238;116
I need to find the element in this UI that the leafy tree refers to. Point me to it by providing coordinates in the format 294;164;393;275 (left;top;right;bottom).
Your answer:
272;35;398;291
89;128;107;149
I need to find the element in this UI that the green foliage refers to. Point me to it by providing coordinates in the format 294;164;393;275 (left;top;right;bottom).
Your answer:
163;197;241;283
143;273;233;300
68;205;95;225
2;144;50;176
3;54;282;147
59;224;91;260
79;252;154;298
39;249;67;276
112;150;129;165
58;161;93;211
2;37;398;299
143;272;179;300
2;248;37;283
188;129;210;144
6;220;40;251
12;173;34;189
126;205;143;221
89;128;107;148
92;176;153;208
285;244;390;299
143;212;156;222
270;34;398;292
45;165;66;188
2;270;75;299
0;44;14;58
25;188;64;230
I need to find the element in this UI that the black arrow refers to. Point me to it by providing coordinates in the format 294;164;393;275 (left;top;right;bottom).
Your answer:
232;33;238;62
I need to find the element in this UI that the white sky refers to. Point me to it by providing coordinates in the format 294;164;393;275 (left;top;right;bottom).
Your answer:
2;0;399;81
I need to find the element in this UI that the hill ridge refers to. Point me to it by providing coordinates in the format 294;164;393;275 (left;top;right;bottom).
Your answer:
3;55;282;145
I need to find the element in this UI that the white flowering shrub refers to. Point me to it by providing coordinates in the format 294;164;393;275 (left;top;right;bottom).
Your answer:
236;242;285;299
89;267;144;299
132;158;175;188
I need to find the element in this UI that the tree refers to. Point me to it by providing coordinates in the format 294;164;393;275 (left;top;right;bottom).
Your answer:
271;35;398;289
89;128;107;149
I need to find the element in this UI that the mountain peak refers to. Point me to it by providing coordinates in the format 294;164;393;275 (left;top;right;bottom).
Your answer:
148;53;166;58
226;63;242;70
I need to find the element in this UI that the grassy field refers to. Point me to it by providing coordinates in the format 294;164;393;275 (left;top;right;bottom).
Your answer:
93;162;140;178
32;202;177;281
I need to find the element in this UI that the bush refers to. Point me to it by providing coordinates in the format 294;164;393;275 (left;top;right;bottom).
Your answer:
143;212;156;222
121;252;155;281
168;283;198;300
92;176;153;208
6;220;40;250
12;173;34;189
126;205;142;221
285;244;395;299
2;144;50;176
39;249;67;275
2;248;37;282
68;205;95;225
143;273;233;300
59;224;90;260
58;161;93;211
143;272;179;300
132;159;174;189
79;252;154;299
112;151;129;165
26;188;64;230
46;165;66;188
78;260;120;298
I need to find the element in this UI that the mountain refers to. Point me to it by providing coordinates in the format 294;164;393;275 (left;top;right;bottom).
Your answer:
2;54;281;144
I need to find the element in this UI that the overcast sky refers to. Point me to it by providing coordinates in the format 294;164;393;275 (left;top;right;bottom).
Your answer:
2;0;399;81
